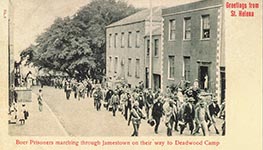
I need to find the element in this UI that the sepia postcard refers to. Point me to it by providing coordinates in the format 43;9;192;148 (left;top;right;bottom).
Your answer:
0;0;262;149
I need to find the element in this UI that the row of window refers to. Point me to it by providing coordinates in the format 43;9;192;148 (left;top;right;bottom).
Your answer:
108;57;140;78
168;56;191;80
146;39;159;57
169;14;210;40
108;55;190;81
108;31;140;48
108;55;190;80
108;15;210;50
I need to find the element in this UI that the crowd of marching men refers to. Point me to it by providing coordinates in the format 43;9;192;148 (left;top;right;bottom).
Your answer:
59;77;225;137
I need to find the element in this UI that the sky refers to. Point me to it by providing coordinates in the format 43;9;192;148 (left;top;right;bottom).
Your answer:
12;0;199;61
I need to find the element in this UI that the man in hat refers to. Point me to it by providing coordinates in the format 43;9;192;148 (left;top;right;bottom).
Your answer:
137;92;145;110
180;97;195;135
123;92;132;120
193;100;211;136
37;89;43;112
177;88;184;108
208;97;220;134
93;86;103;111
163;95;177;136
192;79;201;105
145;89;154;119
128;101;145;136
105;88;114;110
151;97;163;134
64;80;72;100
110;90;120;116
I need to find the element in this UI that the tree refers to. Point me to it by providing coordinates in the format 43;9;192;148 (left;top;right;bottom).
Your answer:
21;0;139;80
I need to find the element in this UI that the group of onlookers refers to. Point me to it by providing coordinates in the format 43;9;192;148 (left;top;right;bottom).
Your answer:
8;102;29;125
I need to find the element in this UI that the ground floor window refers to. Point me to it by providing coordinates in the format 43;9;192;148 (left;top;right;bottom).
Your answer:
135;59;140;78
183;57;190;81
168;56;175;79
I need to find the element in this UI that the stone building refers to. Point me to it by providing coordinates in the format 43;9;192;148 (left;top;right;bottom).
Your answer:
161;0;225;102
106;7;162;89
106;0;225;103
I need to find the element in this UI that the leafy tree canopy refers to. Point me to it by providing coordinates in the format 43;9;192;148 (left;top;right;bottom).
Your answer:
20;0;139;80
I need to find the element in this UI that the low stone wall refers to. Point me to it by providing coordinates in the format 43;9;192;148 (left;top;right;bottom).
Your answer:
15;87;32;102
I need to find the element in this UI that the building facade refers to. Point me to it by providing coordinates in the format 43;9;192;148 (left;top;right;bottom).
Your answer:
162;0;225;102
144;27;162;90
106;7;162;89
105;0;225;102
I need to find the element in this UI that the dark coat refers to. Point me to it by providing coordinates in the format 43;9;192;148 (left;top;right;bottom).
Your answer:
152;101;163;118
93;90;103;101
145;93;154;108
105;90;113;102
208;103;220;116
183;102;195;122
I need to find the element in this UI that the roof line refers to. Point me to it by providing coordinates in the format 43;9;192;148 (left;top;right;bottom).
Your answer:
106;20;161;28
162;4;222;17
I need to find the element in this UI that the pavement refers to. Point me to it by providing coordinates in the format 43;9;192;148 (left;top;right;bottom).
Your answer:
8;86;224;137
8;88;68;136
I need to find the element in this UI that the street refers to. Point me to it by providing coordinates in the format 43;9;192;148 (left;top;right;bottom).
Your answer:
9;86;223;137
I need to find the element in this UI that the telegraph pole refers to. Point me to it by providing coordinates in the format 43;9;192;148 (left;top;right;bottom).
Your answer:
149;0;153;88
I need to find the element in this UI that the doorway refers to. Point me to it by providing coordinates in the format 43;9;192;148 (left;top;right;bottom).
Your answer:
220;67;226;104
183;57;191;81
199;66;209;89
153;74;161;91
145;68;149;88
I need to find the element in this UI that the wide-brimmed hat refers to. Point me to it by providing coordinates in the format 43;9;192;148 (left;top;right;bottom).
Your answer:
147;119;156;127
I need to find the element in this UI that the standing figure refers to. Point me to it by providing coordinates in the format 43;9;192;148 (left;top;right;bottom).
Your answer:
105;89;114;110
204;74;209;92
151;97;163;134
110;91;120;116
17;104;26;125
9;102;17;124
37;89;43;112
71;79;78;99
120;91;127;115
77;82;86;100
194;101;211;136
192;82;201;105
22;104;29;123
145;89;154;119
25;71;33;89
219;102;226;136
177;88;184;108
128;101;145;136
208;98;220;134
137;92;145;110
86;81;92;98
180;97;195;135
64;80;72;100
124;92;132;120
93;87;103;111
163;95;177;136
